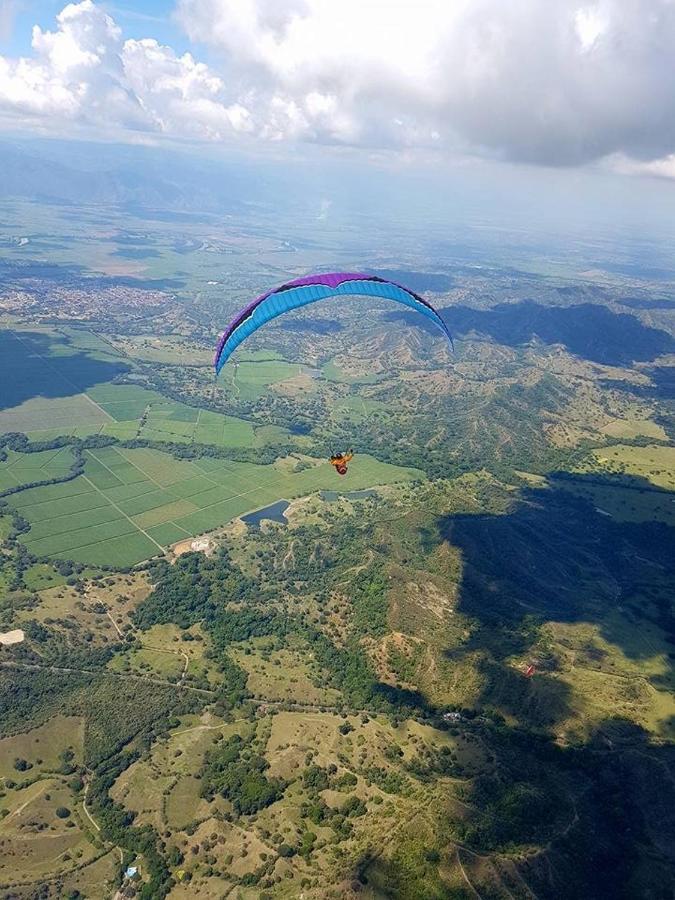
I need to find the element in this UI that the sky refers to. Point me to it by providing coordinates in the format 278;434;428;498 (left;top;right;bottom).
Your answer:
0;0;674;182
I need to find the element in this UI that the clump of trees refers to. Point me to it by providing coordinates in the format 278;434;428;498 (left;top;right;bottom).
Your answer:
200;733;286;815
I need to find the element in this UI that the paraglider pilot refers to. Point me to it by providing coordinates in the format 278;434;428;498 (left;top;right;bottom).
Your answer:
330;449;354;476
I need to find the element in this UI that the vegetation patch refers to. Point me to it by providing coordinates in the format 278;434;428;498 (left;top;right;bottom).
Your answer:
230;639;342;705
0;716;84;781
0;777;99;885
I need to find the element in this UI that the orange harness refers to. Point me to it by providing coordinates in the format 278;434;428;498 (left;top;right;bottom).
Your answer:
329;450;354;476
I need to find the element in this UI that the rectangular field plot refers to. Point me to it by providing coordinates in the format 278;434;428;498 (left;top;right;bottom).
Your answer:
194;411;255;448
221;358;305;401
24;504;122;541
0;327;129;434
25;420;141;442
132;499;199;529
117;488;182;516
0;331;286;457
138;403;257;449
9;476;95;507
0;394;111;434
8;445;421;567
78;532;161;567
146;522;191;546
26;517;137;557
165;475;215;498
0;446;75;492
141;424;194;444
113;446;196;486
84;457;127;490
86;384;158;421
104;481;158;503
152;402;200;423
13;489;108;521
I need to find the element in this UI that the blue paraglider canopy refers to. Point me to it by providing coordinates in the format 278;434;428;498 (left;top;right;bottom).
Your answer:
214;272;452;374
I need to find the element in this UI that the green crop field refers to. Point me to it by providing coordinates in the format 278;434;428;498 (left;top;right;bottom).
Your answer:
86;383;158;421
7;445;422;566
19;383;272;450
138;404;257;448
333;394;388;422
219;358;308;400
0;395;112;434
0;327;126;434
0;326;300;454
0;446;75;493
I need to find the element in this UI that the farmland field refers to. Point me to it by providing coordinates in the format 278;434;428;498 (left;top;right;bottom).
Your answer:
0;328;128;434
0;446;75;493
6;445;422;565
0;327;291;450
220;358;311;400
14;380;280;450
0;394;113;434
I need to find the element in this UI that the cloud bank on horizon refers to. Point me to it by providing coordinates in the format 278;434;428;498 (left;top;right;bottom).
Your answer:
0;0;674;175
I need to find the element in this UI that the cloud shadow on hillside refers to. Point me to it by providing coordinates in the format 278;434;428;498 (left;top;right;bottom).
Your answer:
386;300;675;366
0;258;185;292
430;475;674;728
0;330;129;413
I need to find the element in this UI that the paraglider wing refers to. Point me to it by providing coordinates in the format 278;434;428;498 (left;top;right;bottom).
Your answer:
214;272;453;374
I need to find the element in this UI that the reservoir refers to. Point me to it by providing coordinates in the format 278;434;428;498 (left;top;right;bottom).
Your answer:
242;500;290;529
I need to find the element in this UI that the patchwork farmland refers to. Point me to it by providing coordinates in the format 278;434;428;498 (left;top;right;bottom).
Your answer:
11;383;267;449
7;445;421;566
0;446;75;493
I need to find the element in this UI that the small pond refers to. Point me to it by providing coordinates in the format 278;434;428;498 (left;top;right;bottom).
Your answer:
241;500;290;529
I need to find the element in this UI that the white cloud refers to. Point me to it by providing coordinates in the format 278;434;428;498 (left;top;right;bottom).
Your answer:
610;152;675;180
0;0;674;172
0;0;251;138
176;0;675;166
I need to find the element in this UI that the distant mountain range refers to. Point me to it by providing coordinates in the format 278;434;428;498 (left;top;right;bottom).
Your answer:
0;139;279;212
